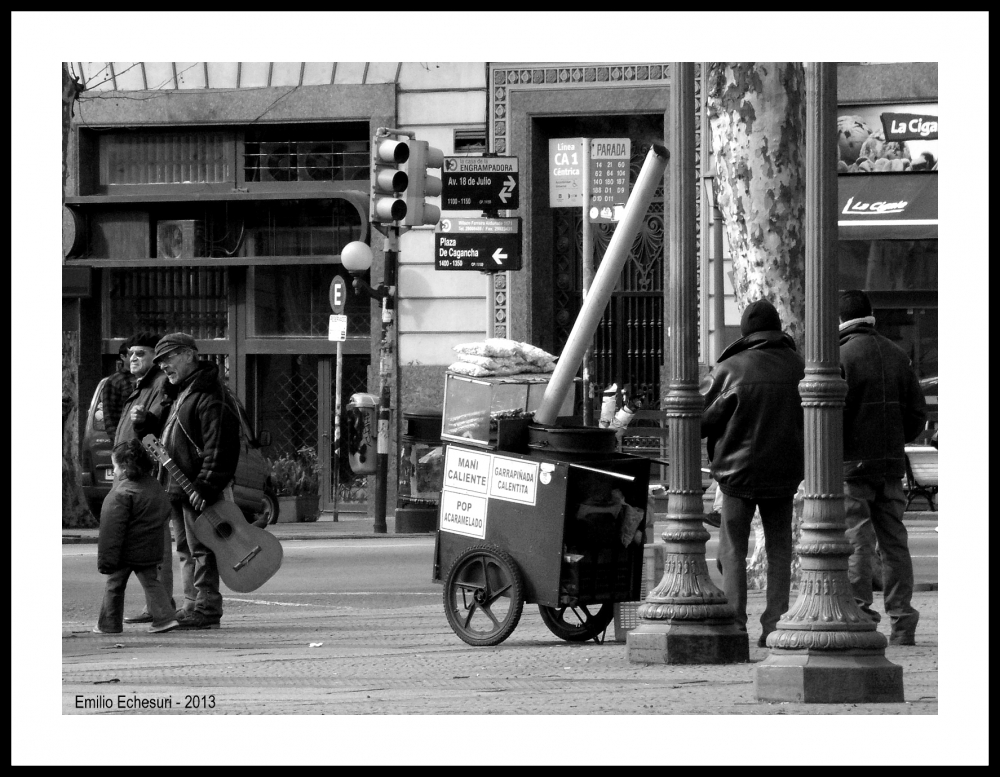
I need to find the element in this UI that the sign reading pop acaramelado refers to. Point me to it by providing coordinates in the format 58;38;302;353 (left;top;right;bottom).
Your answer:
435;217;521;272
440;446;539;539
441;157;519;210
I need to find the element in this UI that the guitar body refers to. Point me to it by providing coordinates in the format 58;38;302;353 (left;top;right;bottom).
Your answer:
189;500;284;593
141;434;283;592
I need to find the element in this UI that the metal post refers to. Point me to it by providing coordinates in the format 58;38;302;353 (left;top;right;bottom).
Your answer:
711;200;725;363
627;62;748;665
373;228;397;535
581;138;594;426
754;62;904;702
332;338;342;522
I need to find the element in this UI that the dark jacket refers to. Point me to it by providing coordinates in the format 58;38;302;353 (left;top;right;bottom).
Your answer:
101;366;134;438
114;365;170;447
97;474;172;573
701;330;805;499
155;361;240;503
839;321;927;482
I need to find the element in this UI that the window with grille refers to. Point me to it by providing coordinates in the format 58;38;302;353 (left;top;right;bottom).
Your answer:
246;199;363;258
106;268;228;340
252;265;369;338
98;131;234;187
244;123;370;184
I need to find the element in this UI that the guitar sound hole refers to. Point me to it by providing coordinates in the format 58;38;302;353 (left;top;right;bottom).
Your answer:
215;522;234;540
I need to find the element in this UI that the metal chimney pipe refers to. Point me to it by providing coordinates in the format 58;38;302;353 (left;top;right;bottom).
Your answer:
535;143;670;426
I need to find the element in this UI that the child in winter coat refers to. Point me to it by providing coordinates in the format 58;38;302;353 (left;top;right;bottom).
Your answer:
93;439;179;634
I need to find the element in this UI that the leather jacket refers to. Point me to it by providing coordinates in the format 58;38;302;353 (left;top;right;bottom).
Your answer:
155;362;240;503
701;330;805;499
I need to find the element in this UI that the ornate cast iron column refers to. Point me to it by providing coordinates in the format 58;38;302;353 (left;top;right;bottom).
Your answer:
627;63;747;665
754;63;904;702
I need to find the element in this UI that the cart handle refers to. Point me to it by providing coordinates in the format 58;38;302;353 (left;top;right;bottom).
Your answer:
568;464;635;482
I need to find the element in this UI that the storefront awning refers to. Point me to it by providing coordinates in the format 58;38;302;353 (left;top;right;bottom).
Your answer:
838;173;937;240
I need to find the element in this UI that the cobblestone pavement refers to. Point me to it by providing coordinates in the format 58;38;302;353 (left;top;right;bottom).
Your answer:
63;590;938;717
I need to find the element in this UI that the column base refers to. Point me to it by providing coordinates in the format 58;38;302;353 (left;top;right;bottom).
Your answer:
754;651;904;703
627;621;749;665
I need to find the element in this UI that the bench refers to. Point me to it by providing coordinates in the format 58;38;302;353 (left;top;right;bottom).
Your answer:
619;410;714;492
904;445;938;511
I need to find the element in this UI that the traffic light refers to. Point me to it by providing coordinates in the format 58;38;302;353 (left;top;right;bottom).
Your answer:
370;134;409;224
402;139;443;227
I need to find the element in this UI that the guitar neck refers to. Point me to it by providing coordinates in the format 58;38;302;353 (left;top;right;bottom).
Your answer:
160;456;200;501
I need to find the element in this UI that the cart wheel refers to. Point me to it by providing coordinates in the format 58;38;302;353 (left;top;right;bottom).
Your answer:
443;543;524;647
538;603;615;643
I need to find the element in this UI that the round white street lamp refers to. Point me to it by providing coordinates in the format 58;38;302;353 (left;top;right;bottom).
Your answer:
341;241;374;274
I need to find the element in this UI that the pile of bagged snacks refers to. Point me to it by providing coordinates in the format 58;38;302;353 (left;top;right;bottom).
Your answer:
448;338;557;378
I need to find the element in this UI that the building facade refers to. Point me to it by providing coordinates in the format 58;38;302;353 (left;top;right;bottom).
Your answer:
62;61;937;518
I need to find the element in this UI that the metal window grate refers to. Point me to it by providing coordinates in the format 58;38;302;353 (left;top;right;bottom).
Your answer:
99;132;232;186
244;139;369;183
107;268;228;340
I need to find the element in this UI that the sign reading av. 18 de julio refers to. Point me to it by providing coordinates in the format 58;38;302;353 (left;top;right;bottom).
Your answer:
441;157;519;210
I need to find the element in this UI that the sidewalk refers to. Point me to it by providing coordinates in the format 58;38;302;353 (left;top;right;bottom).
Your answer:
62;510;939;544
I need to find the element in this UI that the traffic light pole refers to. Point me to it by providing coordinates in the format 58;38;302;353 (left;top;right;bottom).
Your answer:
372;226;398;534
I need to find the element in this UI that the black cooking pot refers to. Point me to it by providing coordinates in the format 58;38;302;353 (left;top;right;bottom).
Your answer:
526;424;617;455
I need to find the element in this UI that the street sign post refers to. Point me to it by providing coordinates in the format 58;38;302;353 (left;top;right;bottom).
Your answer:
435;217;521;272
328;273;350;523
441;157;519;210
328;275;348;314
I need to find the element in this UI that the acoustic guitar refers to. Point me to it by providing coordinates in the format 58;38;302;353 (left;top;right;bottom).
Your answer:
142;434;283;593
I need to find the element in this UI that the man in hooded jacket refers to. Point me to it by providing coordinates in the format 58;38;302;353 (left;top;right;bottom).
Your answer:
839;289;926;645
701;299;804;648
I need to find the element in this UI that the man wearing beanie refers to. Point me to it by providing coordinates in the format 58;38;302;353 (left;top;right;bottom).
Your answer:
151;332;241;630
839;289;926;645
701;298;805;647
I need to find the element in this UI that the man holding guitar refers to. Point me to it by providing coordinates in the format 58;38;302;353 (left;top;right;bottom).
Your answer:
152;333;241;630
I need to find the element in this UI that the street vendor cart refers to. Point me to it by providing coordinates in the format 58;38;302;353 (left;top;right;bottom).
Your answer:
432;372;651;646
432;143;669;647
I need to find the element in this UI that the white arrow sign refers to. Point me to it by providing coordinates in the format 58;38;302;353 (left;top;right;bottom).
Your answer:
498;176;516;204
492;248;508;264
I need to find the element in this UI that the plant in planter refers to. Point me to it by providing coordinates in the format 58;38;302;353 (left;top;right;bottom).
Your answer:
270;446;321;522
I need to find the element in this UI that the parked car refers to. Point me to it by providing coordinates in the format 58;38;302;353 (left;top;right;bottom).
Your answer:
80;377;115;513
81;379;279;527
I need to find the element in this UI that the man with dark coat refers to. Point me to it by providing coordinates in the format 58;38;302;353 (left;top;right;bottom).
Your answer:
839;290;927;645
101;342;135;438
151;332;240;630
113;332;176;625
701;299;805;647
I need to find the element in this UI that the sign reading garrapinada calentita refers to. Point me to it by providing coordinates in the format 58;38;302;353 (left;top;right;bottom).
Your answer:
440;447;541;537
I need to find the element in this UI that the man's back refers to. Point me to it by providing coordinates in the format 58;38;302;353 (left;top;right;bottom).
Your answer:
840;322;926;481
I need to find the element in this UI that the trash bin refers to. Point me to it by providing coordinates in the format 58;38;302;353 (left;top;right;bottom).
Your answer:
396;410;444;533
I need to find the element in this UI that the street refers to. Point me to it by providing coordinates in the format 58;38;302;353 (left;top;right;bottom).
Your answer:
61;526;939;620
47;520;960;761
